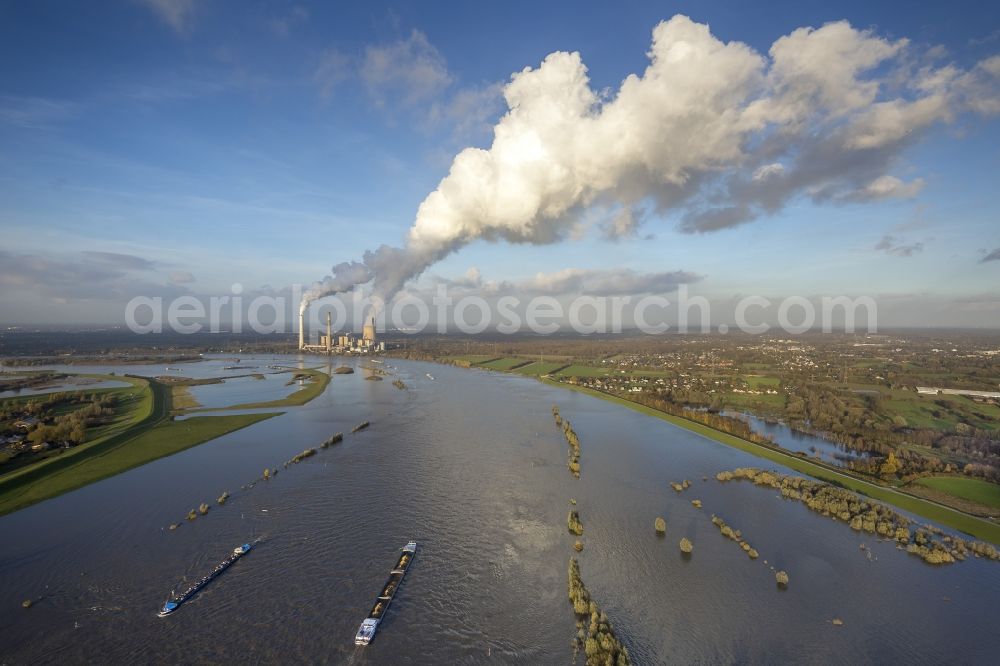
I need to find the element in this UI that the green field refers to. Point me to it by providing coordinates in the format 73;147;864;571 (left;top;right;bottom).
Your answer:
879;389;1000;432
724;391;786;410
513;362;567;376
480;357;530;370
883;390;959;430
443;355;495;364
744;375;780;388
916;476;1000;510
0;411;277;515
1;375;155;473
541;378;1000;545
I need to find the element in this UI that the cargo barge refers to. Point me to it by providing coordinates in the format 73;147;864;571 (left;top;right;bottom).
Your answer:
355;541;417;645
158;542;253;617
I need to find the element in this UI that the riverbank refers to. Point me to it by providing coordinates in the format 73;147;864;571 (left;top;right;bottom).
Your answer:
0;375;280;515
540;378;1000;545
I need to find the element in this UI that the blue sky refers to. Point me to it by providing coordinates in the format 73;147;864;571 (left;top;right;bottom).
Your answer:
1;0;999;326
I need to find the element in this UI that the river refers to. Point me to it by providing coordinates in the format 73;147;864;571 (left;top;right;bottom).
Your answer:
0;355;997;664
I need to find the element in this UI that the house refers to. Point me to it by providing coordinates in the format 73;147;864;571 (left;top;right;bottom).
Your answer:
14;417;39;430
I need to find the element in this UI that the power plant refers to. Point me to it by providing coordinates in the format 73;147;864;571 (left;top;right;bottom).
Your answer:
299;304;384;354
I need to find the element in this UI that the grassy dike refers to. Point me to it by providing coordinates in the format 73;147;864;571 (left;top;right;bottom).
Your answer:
186;367;331;411
0;376;279;516
539;378;1000;546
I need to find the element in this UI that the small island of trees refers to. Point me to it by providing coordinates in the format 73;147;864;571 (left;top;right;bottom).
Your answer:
567;558;631;665
553;406;582;477
568;510;584;535
711;514;759;559
716;467;1000;565
320;432;344;448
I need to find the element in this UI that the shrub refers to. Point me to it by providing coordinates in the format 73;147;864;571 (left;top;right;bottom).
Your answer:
568;510;584;535
679;538;693;554
654;517;666;534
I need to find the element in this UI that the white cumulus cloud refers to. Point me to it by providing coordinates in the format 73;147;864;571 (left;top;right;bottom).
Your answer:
305;15;1000;307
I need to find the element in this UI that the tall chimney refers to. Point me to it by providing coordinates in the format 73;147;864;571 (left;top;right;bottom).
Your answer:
299;308;305;350
326;312;332;353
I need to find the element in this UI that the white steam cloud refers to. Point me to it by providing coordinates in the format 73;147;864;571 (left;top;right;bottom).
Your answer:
301;15;1000;310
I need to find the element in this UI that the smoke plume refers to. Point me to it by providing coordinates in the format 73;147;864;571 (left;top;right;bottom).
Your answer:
301;15;1000;310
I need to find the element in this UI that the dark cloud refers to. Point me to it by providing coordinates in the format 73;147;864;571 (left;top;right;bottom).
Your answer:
875;235;924;257
980;247;1000;263
0;250;187;302
680;206;755;234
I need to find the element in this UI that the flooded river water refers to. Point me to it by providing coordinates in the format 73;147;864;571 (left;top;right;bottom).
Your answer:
0;355;997;664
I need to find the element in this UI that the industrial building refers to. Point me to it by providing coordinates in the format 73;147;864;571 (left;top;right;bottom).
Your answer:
299;309;385;354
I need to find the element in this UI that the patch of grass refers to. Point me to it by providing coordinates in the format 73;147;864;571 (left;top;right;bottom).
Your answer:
1;375;155;476
882;391;959;430
443;355;494;364
170;385;200;411
0;411;278;515
513;362;566;376
915;477;1000;510
0;373;282;515
480;357;530;370
540;378;1000;546
0;376;162;512
744;375;780;388
724;391;786;411
943;395;1000;431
